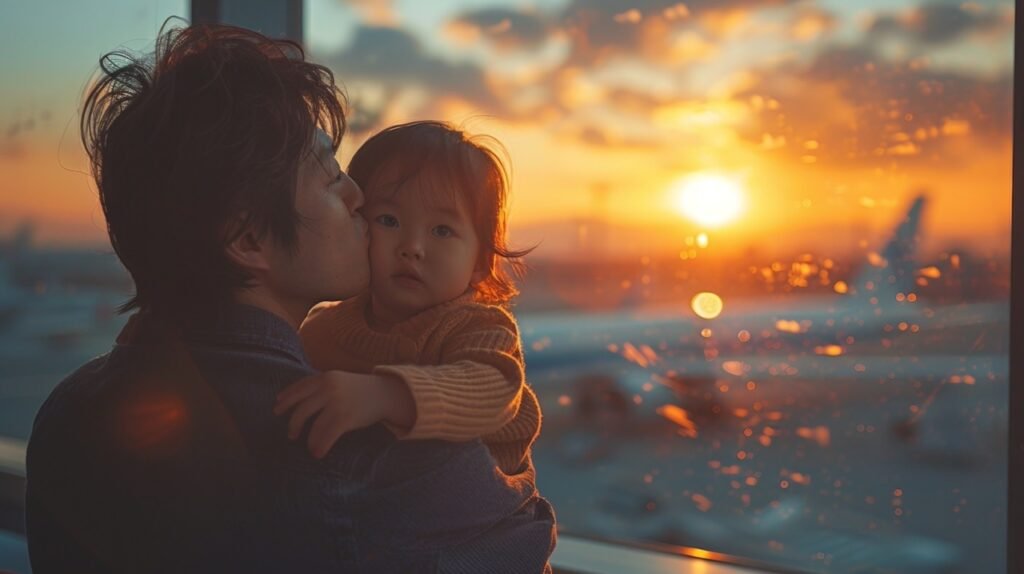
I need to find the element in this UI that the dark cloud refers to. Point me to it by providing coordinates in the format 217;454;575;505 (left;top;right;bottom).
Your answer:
1;115;42;158
0;141;25;160
320;3;1009;159
868;3;1010;45
445;2;706;74
5;117;40;139
557;0;794;65
450;8;549;51
737;46;1012;166
325;25;504;123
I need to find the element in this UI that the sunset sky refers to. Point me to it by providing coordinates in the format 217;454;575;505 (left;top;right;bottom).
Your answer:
0;0;1014;259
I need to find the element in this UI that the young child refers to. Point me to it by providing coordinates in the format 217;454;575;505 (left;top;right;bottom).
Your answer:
274;120;541;476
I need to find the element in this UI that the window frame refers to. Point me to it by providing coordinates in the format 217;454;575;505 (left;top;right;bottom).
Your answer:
0;2;1014;573
191;1;1024;572
1008;2;1023;573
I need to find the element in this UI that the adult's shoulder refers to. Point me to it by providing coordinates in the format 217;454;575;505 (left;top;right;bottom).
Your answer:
27;352;120;488
31;354;111;436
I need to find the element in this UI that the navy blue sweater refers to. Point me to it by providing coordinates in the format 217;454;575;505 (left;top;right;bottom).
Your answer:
25;304;555;573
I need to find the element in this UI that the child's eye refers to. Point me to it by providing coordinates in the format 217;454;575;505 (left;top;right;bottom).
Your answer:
375;214;399;227
432;225;455;238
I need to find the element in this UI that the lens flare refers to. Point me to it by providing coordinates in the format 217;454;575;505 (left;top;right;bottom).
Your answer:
691;291;724;319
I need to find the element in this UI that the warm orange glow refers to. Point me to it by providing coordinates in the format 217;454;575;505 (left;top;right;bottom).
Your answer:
814;345;844;356
444;20;482;45
775;319;805;333
663;3;690;19
119;392;188;454
671;173;745;228
691;493;713;512
796;426;831;447
614;9;642;23
620;342;659;368
722;360;749;376
942;119;971;136
788;472;811;485
691;291;724;319
657;404;699;438
949;375;976;385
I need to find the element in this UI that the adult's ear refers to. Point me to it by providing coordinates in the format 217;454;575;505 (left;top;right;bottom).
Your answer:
224;225;273;276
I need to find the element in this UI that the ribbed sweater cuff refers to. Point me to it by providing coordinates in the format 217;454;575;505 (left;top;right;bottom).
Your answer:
373;362;519;441
488;442;529;474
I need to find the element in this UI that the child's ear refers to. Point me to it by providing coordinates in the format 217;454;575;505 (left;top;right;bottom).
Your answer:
470;253;492;286
470;269;489;286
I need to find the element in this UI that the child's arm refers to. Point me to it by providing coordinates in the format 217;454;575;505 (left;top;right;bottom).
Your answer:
481;383;543;474
373;306;525;442
273;370;415;459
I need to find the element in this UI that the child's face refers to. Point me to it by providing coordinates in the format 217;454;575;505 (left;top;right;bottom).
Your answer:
362;180;483;321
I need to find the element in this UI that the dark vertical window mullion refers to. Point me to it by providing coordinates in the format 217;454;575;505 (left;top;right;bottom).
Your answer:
287;0;303;48
189;0;302;43
189;0;219;27
1009;2;1022;572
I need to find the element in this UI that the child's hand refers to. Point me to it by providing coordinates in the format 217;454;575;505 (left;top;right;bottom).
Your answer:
273;371;390;458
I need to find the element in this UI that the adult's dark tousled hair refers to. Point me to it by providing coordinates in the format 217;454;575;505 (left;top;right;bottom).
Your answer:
81;22;347;319
347;120;533;306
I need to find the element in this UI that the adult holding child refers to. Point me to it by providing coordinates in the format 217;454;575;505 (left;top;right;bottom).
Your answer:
25;23;554;573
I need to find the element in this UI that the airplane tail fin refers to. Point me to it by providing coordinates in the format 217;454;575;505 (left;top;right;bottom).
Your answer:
850;194;927;304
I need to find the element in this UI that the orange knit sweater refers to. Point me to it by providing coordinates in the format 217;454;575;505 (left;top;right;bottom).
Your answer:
298;291;542;474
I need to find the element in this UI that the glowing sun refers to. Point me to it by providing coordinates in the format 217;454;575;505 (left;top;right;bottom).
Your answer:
671;174;745;228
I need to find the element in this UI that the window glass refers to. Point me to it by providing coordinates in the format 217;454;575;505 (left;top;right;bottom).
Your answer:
0;2;1010;572
0;1;187;439
307;1;1011;572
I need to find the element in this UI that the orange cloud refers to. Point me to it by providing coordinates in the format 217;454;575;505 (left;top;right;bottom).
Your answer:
735;47;1012;167
788;7;837;42
343;0;398;26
